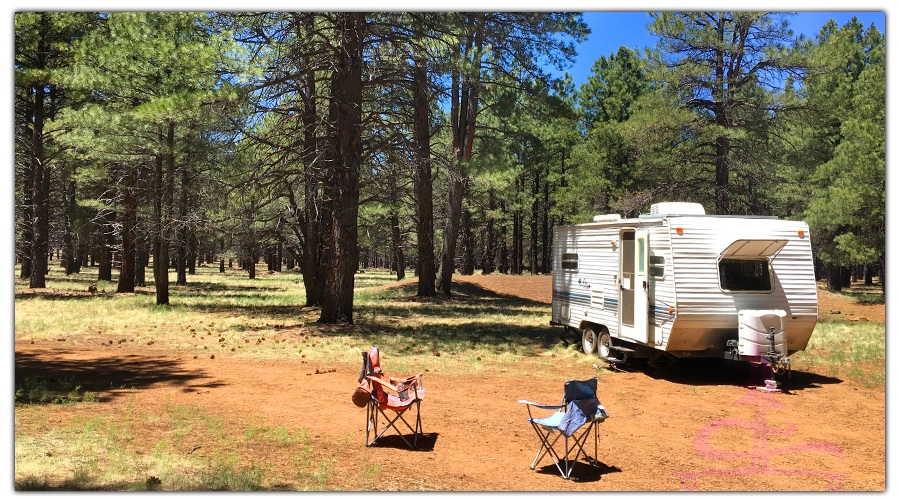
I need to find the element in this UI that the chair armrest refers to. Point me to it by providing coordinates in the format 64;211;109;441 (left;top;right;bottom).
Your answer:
391;373;424;385
367;375;398;392
517;400;564;411
368;374;423;393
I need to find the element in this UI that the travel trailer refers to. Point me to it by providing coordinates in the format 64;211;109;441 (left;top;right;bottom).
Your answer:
551;202;817;374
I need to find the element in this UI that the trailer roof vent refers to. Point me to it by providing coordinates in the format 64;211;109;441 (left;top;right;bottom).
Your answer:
593;214;622;223
650;202;706;216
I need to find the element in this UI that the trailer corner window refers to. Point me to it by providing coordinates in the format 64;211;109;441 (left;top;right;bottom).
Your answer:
719;258;772;291
561;253;578;271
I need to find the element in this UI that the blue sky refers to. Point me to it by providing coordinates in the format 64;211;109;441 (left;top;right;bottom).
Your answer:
563;11;887;87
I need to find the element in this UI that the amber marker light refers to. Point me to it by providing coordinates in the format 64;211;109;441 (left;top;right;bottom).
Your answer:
675;227;683;234
798;230;805;237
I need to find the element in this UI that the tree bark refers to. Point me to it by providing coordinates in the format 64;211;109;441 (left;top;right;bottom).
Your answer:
825;262;842;292
438;13;484;295
461;207;475;275
390;213;405;281
542;178;549;274
29;82;48;288
530;167;539;275
499;202;508;274
135;237;147;288
482;192;495;275
19;88;34;280
154;121;176;305
63;180;80;275
412;57;435;296
319;12;363;324
98;208;114;281
176;167;189;286
298;26;325;306
116;165;137;293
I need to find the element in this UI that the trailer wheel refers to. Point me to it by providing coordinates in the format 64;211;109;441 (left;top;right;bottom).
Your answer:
597;329;613;359
582;328;598;354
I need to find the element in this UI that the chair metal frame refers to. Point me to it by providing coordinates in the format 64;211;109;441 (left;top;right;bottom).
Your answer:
365;374;424;449
357;347;425;450
518;378;608;479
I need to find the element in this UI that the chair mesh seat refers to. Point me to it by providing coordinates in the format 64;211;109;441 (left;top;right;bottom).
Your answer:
531;411;565;429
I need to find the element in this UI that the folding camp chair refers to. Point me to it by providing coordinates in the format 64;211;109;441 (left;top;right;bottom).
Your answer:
518;378;609;479
354;347;425;449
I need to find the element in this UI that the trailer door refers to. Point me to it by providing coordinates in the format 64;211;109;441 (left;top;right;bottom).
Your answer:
619;229;650;343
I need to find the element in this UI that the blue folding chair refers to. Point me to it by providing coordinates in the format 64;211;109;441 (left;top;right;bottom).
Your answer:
518;378;609;479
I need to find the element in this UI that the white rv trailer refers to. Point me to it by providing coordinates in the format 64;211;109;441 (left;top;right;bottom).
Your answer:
551;202;818;372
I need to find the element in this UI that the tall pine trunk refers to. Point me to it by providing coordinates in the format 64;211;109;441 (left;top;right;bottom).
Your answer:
542;179;549;274
319;12;363;324
530;167;539;275
116;165;137;293
19;88;34;280
154;122;175;305
176;167;189;286
412;58;435;296
461;207;475;275
482;192;495;275
63;180;80;275
438;13;483;295
299;34;325;307
98;208;114;281
390;213;405;281
29;83;48;288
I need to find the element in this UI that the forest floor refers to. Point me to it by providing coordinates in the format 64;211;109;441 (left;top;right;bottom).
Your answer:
14;274;885;491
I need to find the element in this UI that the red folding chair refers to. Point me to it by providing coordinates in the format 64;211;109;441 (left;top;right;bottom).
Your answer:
352;347;425;449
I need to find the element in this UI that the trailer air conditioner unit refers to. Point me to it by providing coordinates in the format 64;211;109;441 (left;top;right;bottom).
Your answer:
650;202;706;216
593;214;622;223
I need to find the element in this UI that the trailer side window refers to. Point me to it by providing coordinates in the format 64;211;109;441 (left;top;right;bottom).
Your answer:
561;253;578;271
719;258;772;291
650;255;665;278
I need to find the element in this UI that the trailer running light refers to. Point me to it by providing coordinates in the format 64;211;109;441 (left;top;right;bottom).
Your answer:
675;227;683;234
798;230;805;237
668;307;674;313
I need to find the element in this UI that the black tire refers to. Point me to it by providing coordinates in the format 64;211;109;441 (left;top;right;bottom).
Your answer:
597;329;613;359
582;327;597;355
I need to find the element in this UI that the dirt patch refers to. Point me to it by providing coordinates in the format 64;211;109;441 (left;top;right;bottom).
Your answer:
15;275;885;491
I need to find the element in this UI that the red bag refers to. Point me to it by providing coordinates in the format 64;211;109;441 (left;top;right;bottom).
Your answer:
351;380;371;407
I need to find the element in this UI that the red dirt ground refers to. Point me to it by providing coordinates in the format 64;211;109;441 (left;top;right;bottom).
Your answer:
14;275;885;491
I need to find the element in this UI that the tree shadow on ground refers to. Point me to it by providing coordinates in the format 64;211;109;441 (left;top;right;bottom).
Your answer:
379;280;547;307
15;350;223;404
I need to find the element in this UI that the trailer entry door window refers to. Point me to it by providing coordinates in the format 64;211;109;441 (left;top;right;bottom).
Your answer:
719;258;772;291
562;253;578;271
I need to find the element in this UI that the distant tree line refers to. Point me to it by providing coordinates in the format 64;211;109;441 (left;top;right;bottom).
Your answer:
14;12;885;324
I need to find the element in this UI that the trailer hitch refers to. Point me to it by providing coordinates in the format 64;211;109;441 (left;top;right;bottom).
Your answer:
762;327;791;376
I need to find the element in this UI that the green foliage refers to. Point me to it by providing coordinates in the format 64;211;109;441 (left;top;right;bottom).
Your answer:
13;12;886;314
798;18;886;266
636;12;802;214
